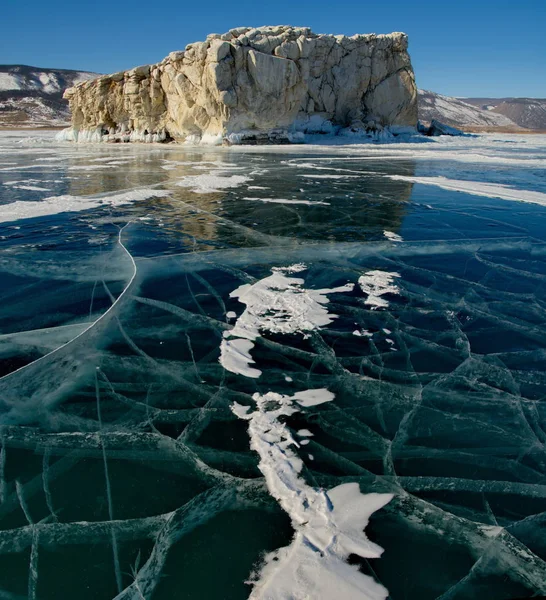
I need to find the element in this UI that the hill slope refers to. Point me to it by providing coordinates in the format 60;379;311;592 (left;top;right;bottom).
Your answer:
417;89;523;131
0;65;98;128
463;97;546;130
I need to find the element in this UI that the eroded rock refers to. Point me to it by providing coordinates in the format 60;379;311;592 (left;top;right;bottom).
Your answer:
61;25;418;144
419;119;467;137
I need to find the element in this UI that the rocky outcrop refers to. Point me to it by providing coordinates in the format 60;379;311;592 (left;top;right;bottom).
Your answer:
61;26;418;144
418;119;467;137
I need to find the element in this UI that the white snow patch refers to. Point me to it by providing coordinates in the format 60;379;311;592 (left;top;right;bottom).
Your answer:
0;73;25;92
232;391;392;600
4;183;51;192
293;388;335;407
175;173;250;193
418;90;517;128
300;174;361;179
219;266;353;378
243;197;330;206
359;270;401;310
385;175;546;207
383;230;403;242
219;337;260;379
0;188;171;223
353;329;373;337
276;263;307;273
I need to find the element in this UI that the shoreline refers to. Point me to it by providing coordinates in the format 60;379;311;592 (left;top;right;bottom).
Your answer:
0;125;68;131
2;125;546;135
460;126;546;134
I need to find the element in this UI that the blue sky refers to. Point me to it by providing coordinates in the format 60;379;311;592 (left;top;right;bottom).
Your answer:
2;0;545;97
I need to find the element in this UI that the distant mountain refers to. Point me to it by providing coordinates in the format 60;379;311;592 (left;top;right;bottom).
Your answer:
418;89;546;132
0;65;98;128
417;89;525;132
463;97;546;131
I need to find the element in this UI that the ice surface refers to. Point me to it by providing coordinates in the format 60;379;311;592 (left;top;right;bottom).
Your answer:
3;180;52;192
222;257;389;596
0;130;545;599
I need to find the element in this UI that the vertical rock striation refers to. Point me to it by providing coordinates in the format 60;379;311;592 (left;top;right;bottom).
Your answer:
61;26;418;144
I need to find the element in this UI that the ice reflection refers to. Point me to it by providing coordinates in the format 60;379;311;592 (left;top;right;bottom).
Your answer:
60;147;416;247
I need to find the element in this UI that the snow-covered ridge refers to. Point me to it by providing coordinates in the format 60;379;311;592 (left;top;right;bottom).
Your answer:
417;89;521;130
463;96;546;130
0;67;97;95
0;65;98;128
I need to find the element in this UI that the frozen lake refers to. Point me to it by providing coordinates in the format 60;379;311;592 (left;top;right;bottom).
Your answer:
1;130;546;599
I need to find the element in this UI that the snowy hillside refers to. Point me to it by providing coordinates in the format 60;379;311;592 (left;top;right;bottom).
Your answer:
464;97;546;130
0;65;98;128
0;65;97;94
418;89;522;130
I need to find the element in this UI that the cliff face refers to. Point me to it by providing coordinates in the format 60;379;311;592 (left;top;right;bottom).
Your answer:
62;26;418;143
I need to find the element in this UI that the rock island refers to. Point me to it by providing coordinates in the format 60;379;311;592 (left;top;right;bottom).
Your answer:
61;25;418;144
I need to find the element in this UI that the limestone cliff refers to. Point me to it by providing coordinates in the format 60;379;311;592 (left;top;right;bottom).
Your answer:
61;26;418;143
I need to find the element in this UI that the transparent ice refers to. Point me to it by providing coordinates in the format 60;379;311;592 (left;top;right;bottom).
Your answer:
0;130;546;599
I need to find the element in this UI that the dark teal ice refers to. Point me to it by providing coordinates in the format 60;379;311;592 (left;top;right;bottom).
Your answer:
1;131;546;599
